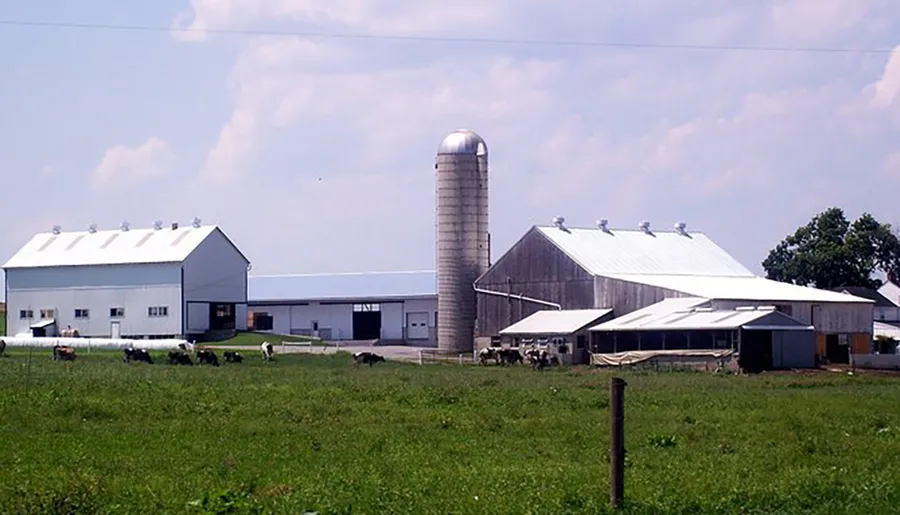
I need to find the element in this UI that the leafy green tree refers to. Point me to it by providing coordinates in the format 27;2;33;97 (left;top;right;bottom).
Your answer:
762;207;900;289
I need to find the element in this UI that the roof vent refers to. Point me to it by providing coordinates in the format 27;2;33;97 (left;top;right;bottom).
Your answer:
552;216;566;230
51;225;61;235
596;219;610;232
120;221;130;232
674;221;687;235
171;222;179;230
153;220;163;230
639;220;651;233
88;223;97;234
191;217;202;229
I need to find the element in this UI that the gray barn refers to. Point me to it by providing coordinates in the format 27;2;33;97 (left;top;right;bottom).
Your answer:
475;220;873;360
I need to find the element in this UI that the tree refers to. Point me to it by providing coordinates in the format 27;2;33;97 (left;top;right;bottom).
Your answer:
761;207;900;290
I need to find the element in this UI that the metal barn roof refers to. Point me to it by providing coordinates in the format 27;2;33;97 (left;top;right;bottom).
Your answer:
590;302;813;332
874;321;900;340
248;270;437;303
536;225;755;277
2;224;224;269
499;308;614;335
605;274;873;304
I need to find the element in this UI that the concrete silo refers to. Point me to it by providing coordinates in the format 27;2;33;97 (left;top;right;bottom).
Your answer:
435;129;490;353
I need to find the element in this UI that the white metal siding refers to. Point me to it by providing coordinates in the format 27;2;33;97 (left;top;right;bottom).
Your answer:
5;264;182;337
251;297;438;343
186;302;210;332
381;303;403;339
182;228;248;306
7;286;181;337
235;303;248;331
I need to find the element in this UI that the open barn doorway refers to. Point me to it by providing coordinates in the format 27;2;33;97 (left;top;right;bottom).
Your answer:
353;303;381;340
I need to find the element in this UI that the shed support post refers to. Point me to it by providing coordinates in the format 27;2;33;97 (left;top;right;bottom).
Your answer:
610;377;627;509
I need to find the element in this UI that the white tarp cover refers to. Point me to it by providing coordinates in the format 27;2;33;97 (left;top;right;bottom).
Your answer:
591;349;735;367
0;335;192;351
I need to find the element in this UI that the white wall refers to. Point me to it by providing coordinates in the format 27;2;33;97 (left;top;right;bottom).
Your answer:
250;297;438;343
181;228;249;333
5;263;182;337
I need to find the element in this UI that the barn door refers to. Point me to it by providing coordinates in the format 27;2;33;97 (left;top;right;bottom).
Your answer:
110;321;121;339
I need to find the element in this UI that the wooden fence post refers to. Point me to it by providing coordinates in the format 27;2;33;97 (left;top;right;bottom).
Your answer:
610;377;627;509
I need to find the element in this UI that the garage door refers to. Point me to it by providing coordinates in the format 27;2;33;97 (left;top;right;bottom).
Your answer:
407;312;429;340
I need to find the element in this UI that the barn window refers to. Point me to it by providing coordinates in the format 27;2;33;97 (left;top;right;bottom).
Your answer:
353;303;380;312
110;307;125;318
19;310;33;319
40;309;55;319
74;309;90;319
147;306;169;317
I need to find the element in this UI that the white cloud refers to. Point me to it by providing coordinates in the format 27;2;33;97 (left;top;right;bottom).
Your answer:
169;0;900;275
91;137;174;190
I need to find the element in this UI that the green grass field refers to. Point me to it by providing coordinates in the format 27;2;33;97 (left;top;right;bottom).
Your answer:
0;349;898;514
0;313;5;337
213;331;320;347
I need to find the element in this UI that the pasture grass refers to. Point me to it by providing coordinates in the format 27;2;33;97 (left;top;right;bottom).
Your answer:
213;331;319;346
0;349;898;514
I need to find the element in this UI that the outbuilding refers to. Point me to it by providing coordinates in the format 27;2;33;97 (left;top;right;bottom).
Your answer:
2;221;250;340
497;308;613;364
247;270;438;345
589;297;817;371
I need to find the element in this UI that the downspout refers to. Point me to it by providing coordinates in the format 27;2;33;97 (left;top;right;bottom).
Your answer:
473;286;562;310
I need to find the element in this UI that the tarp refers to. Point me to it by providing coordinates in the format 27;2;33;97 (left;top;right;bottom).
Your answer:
0;335;192;351
591;349;734;367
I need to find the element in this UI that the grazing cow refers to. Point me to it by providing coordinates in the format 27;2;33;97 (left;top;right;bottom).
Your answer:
167;350;193;366
261;341;274;361
196;349;220;367
123;348;153;364
499;348;523;365
353;351;385;366
223;351;243;363
52;345;76;361
0;339;6;357
478;347;501;365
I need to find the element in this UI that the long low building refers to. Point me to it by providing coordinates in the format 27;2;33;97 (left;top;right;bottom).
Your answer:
247;271;437;345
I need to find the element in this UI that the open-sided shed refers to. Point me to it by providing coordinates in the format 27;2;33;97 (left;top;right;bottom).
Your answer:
498;308;613;364
589;298;817;371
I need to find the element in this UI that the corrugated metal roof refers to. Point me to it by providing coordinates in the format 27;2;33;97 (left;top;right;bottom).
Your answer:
874;321;900;340
590;301;813;332
2;225;221;268
536;225;755;277
499;308;613;335
605;274;874;304
248;270;436;302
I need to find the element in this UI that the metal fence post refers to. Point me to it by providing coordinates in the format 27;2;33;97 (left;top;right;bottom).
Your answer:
418;350;424;365
610;377;627;509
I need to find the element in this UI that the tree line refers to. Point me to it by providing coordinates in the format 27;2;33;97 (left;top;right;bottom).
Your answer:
762;207;900;290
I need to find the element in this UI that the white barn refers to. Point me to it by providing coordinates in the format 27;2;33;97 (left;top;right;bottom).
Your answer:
2;221;250;340
248;271;437;345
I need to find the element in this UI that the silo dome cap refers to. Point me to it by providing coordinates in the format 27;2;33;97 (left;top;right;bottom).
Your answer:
437;129;487;155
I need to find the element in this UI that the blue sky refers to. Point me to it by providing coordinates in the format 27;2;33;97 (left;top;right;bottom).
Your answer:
3;0;900;297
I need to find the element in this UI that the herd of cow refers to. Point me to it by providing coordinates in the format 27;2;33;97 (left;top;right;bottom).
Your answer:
478;346;560;371
45;341;279;366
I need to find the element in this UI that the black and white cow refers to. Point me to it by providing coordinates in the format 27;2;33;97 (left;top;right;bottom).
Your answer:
353;352;385;366
223;351;243;363
123;348;153;364
478;347;501;365
499;348;524;365
52;345;76;361
167;350;194;366
196;349;220;367
261;342;274;361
